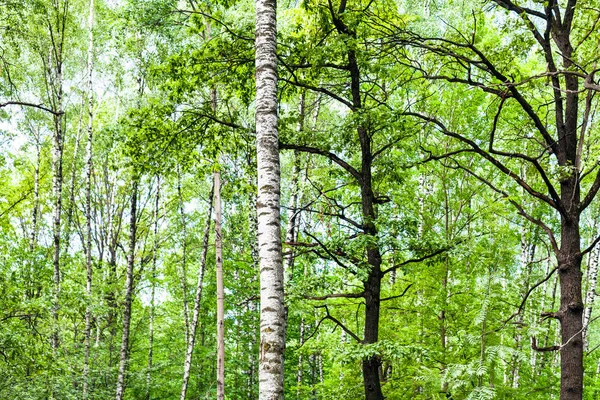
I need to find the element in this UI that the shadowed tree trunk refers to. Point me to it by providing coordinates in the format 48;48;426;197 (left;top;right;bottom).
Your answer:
82;0;94;396
146;177;160;400
115;176;138;400
180;183;214;400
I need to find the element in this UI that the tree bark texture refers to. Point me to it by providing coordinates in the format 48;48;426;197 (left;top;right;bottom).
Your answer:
146;177;160;400
255;0;286;398
82;0;94;396
180;184;214;400
177;167;191;343
215;169;225;400
115;178;138;400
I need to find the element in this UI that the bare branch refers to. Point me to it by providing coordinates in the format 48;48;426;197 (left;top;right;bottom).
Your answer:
381;284;413;301
531;336;560;352
304;231;356;274
382;248;448;275
0;101;61;115
501;267;558;327
315;304;362;343
306;292;365;301
455;163;559;254
404;112;563;213
280;142;362;184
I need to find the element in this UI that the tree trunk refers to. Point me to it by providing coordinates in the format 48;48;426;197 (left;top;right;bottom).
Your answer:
215;169;225;400
82;0;94;396
582;244;599;347
255;0;286;397
146;177;160;400
115;177;138;400
557;216;583;400
180;184;214;400
28;130;42;299
50;42;65;355
177;166;191;343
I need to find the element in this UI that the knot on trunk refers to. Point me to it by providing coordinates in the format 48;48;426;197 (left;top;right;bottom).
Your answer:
567;302;584;313
541;310;562;320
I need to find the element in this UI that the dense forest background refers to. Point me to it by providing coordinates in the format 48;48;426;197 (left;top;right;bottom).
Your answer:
1;0;600;399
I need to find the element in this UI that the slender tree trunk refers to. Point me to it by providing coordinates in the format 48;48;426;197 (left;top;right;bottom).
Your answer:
50;45;65;355
30;134;41;250
115;177;138;400
146;177;160;400
255;0;286;397
180;184;214;400
177;166;190;343
64;93;85;244
28;132;42;299
82;0;94;396
285;91;304;280
215;170;225;400
583;244;600;347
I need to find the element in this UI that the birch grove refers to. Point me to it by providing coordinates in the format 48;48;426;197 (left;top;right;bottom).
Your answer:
1;1;600;399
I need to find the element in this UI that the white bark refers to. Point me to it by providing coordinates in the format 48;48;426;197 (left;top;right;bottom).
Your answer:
215;170;225;400
177;166;190;343
583;244;600;347
255;0;285;397
50;27;65;354
146;177;160;400
82;0;94;396
180;184;214;400
115;178;138;400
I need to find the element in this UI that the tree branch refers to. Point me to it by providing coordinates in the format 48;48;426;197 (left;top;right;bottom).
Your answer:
304;230;357;274
404;111;563;213
280;142;362;184
306;292;365;301
531;336;560;352
381;284;413;301
382;248;448;275
0;101;61;115
315;304;362;343
501;267;558;327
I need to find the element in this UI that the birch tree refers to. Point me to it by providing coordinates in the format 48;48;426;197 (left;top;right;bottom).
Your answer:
215;168;225;400
115;176;138;400
255;0;286;397
82;0;95;396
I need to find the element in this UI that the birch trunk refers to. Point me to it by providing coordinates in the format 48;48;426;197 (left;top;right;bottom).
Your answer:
115;177;138;400
583;244;600;347
50;34;65;354
64;94;85;242
146;177;160;400
180;184;214;400
255;0;285;397
215;170;225;400
28;131;41;299
177;166;190;343
82;0;94;396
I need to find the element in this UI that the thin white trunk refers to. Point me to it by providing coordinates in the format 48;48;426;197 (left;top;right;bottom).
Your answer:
115;178;138;400
82;0;94;396
51;39;65;354
64;94;85;243
215;170;225;400
255;0;285;398
146;177;160;400
177;166;190;343
30;134;41;249
180;184;214;400
583;244;600;347
285;92;305;280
